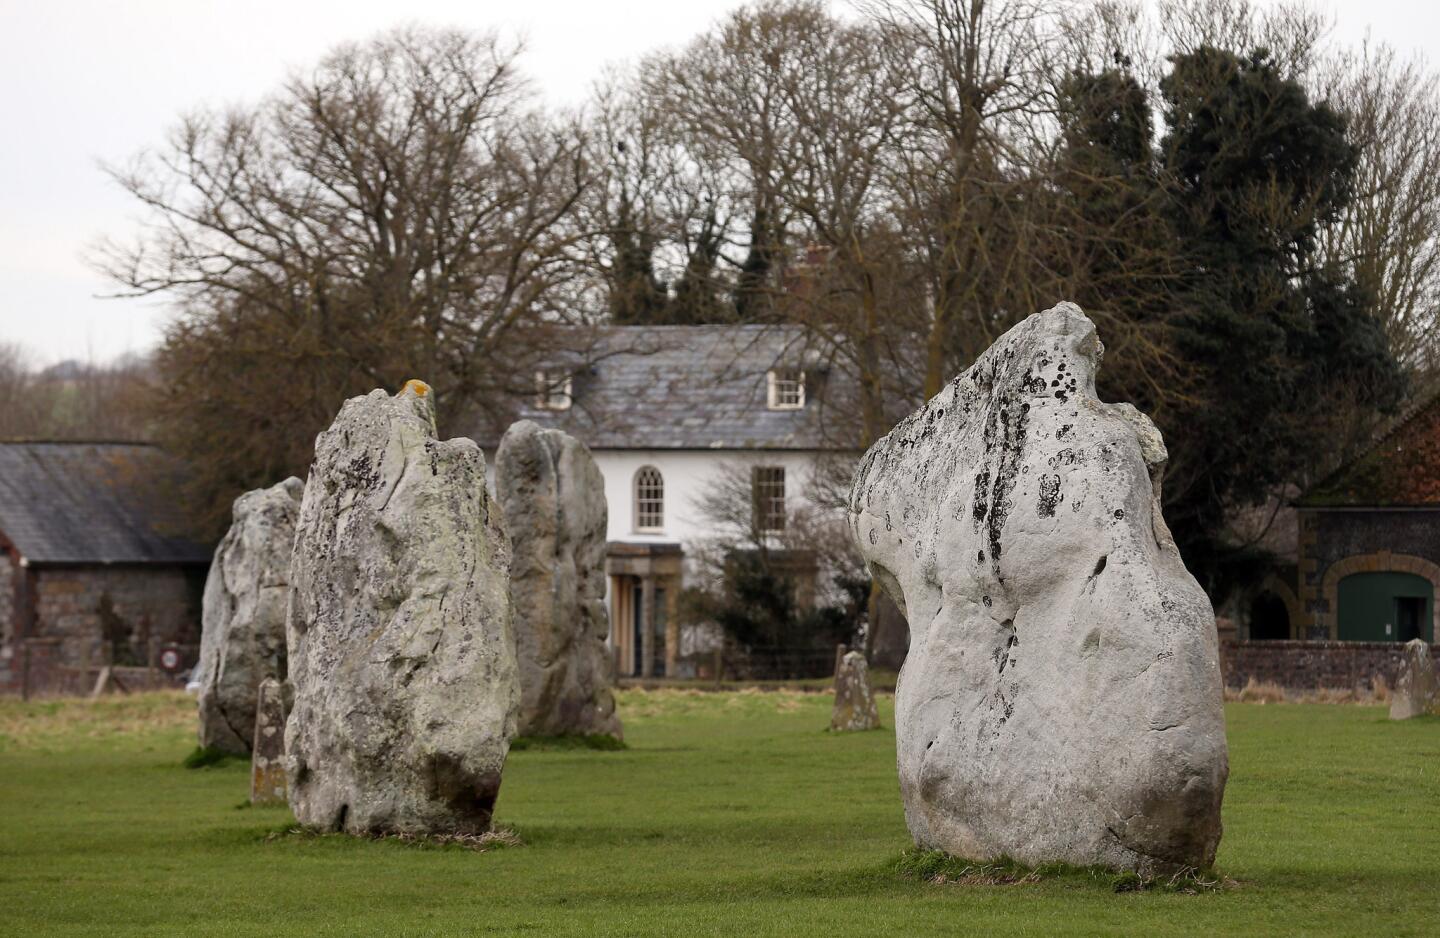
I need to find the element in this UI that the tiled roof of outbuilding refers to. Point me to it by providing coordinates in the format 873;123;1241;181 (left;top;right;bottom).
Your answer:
467;325;856;452
1298;394;1440;508
0;441;212;565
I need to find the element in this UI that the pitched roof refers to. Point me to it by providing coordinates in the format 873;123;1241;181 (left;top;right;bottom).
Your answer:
0;442;212;565
467;325;856;451
1298;393;1440;508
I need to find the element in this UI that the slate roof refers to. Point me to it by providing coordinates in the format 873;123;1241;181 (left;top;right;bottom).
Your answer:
1298;393;1440;508
468;325;855;451
0;442;212;565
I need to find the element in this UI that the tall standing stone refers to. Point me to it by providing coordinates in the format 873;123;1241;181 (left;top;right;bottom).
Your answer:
831;648;881;732
849;303;1228;874
1390;639;1437;720
285;381;518;835
250;677;289;805
495;420;622;739
196;477;304;755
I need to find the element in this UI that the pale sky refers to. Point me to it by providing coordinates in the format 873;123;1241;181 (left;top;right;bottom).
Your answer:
0;0;1434;365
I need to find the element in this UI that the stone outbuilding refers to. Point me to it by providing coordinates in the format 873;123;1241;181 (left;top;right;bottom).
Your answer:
1222;399;1440;690
1293;399;1440;644
0;442;211;694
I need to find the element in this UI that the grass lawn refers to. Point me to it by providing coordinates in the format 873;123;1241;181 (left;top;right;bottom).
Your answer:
0;690;1436;937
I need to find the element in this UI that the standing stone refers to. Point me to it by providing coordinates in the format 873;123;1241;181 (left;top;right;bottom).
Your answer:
285;381;518;835
849;302;1228;874
831;648;881;732
250;678;289;805
196;477;304;755
1390;639;1437;720
495;420;622;739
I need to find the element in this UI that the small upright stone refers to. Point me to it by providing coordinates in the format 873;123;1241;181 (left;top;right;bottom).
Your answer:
286;381;519;835
849;302;1228;875
495;420;622;739
196;477;304;755
1390;639;1437;720
831;648;881;732
250;678;289;805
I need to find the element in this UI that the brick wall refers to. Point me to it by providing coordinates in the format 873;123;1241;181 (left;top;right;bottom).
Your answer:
31;565;205;671
1220;639;1439;691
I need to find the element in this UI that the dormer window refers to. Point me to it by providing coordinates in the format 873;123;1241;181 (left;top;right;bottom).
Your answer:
767;369;805;410
535;370;573;411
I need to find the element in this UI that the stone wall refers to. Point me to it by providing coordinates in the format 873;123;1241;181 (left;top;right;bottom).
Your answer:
0;556;13;649
30;565;205;670
4;642;187;696
1298;508;1440;637
1220;639;1440;691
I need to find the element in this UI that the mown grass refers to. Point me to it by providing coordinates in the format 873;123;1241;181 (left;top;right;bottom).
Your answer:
0;689;1436;936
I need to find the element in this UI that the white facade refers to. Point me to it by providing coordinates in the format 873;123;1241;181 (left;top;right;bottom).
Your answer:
590;449;836;561
481;445;848;575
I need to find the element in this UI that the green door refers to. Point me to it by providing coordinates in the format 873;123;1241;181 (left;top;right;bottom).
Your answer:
1336;572;1434;642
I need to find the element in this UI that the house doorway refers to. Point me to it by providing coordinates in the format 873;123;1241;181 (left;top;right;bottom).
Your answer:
606;542;684;678
630;582;667;678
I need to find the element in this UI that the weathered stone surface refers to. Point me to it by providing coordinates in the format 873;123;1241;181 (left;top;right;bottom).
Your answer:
831;648;881;731
196;477;304;755
848;302;1228;874
250;677;289;805
1389;639;1437;720
285;381;518;835
495;420;622;739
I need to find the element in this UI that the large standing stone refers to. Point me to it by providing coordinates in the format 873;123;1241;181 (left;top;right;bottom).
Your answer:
250;677;289;805
196;477;304;755
848;303;1228;874
831;648;881;732
285;381;518;835
1390;639;1437;720
495;420;622;739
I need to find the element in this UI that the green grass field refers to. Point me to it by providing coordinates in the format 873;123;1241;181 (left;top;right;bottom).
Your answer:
1;690;1436;937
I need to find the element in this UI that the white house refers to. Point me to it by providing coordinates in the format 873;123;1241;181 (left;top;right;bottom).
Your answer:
473;325;859;678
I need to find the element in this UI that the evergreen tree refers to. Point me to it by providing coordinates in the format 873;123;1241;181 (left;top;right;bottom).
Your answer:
605;180;670;325
1158;47;1404;587
669;201;728;324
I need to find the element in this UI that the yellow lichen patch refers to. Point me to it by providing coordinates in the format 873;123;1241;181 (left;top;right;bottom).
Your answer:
402;379;431;397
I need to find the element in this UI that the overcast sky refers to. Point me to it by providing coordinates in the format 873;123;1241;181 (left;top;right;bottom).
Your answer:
0;0;1435;366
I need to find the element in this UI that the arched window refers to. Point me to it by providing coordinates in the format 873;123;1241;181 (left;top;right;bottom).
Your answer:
634;466;664;532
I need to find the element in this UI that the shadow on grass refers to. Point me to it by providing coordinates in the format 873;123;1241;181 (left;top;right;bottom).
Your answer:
510;734;628;752
894;848;1232;894
181;745;246;770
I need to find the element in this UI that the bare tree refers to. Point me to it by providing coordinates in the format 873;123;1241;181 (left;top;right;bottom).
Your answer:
1321;42;1440;377
868;0;1066;395
94;27;595;532
0;344;154;442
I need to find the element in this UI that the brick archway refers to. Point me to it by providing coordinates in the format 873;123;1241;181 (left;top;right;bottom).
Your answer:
1319;551;1440;640
1253;573;1303;640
